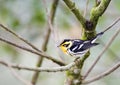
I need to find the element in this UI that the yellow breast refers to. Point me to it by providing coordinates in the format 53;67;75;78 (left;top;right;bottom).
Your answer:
60;46;67;54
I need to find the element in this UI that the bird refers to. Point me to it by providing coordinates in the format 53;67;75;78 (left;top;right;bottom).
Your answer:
58;32;104;57
58;18;120;58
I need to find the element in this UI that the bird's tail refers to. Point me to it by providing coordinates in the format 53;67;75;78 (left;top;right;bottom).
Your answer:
91;17;120;44
91;32;104;43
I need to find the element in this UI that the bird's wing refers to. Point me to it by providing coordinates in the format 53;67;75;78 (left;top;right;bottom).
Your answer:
71;41;99;53
78;42;99;51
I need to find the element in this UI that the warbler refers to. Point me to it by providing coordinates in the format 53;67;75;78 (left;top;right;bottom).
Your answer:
58;18;119;57
58;32;104;57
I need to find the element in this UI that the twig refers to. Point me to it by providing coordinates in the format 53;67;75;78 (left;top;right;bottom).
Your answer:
0;24;41;52
7;63;33;85
32;0;59;85
82;62;120;84
31;0;59;84
102;17;120;33
31;0;50;83
0;59;80;72
0;37;65;66
43;0;53;32
83;27;120;79
83;0;89;17
100;40;119;59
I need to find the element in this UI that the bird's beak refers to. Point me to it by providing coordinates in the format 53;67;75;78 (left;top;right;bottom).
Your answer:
57;45;60;47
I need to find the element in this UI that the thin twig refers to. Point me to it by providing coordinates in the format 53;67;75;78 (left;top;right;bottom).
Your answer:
43;0;52;31
100;40;119;59
83;0;89;17
0;59;80;72
0;24;41;52
82;62;120;84
0;37;65;66
7;63;33;85
31;0;59;84
83;27;120;79
103;17;120;33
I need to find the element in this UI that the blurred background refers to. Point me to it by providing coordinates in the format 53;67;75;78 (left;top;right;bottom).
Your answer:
0;0;120;85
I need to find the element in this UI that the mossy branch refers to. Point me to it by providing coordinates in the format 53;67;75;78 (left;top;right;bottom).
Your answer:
63;0;86;28
90;0;111;29
62;0;111;85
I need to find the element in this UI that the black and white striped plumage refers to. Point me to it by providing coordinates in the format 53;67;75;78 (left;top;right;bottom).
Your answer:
58;32;104;57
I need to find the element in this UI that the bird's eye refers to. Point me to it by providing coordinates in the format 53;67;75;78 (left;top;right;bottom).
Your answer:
63;44;69;47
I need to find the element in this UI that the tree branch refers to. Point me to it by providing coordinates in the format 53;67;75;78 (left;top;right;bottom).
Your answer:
62;0;86;28
0;37;65;66
65;52;90;85
90;0;111;29
61;0;112;85
0;59;80;72
83;62;120;84
0;24;42;52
